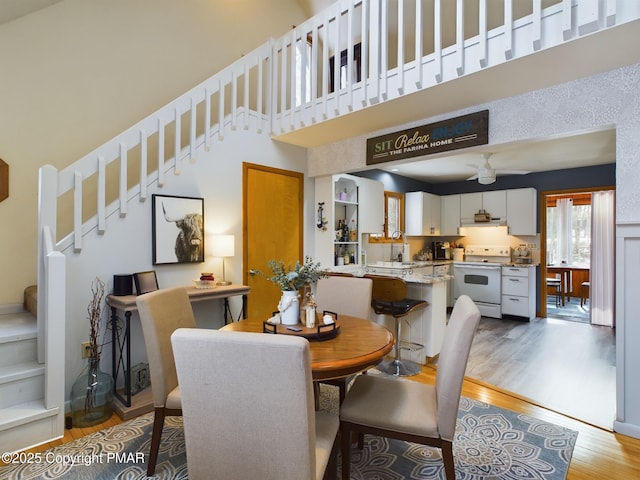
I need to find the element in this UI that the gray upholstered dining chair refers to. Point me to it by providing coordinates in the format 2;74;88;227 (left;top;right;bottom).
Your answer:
171;328;340;480
136;286;196;476
314;275;374;403
314;274;373;320
339;294;481;480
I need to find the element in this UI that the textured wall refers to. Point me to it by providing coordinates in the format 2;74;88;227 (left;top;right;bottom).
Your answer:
309;63;640;223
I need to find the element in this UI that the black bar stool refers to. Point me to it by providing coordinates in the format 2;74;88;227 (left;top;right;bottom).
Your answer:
365;275;428;376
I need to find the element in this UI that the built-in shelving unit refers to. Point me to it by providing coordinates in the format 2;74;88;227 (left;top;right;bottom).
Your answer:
314;173;384;269
333;177;359;266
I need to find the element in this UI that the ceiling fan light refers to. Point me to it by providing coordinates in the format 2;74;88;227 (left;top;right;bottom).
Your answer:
477;166;496;184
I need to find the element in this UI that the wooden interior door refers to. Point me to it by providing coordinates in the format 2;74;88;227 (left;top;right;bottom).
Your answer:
243;163;303;319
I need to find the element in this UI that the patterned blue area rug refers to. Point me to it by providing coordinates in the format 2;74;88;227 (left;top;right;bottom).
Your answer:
344;397;577;480
1;394;577;479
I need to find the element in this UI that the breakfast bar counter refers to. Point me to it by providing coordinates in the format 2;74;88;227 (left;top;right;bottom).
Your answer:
325;266;450;364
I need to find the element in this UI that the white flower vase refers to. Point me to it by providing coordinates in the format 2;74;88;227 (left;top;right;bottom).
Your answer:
278;290;300;325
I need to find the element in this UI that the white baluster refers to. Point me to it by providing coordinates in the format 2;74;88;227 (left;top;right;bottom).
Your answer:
139;129;147;200
158;117;165;187
119;142;128;215
218;77;225;141
174;108;181;174
204;87;211;151
504;0;513;60
415;0;423;88
190;97;196;162
73;171;82;251
456;0;464;76
97;156;105;234
397;0;404;94
479;0;488;68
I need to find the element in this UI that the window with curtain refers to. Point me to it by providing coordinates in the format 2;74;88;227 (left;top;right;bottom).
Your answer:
546;194;591;266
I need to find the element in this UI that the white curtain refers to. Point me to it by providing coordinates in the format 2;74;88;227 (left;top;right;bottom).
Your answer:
556;198;573;265
590;190;615;327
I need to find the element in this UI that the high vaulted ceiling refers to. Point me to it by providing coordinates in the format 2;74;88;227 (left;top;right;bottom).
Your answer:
0;0;63;24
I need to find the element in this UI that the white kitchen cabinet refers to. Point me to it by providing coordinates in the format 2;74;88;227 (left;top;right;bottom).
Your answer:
482;190;507;221
440;195;460;236
501;266;536;320
460;192;483;223
507;188;537;235
405;191;441;236
314;174;383;269
460;191;507;223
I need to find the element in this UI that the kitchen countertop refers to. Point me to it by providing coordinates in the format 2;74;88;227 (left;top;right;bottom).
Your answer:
502;263;540;268
366;260;452;268
323;265;452;284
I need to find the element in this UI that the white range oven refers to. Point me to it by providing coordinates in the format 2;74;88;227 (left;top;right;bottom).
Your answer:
453;245;511;318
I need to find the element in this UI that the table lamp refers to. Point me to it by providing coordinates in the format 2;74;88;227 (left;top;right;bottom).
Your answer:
211;234;235;286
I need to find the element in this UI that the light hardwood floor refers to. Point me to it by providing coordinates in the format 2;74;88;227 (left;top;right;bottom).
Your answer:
6;365;639;480
465;316;616;429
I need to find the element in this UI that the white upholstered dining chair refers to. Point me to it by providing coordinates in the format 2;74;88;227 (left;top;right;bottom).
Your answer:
314;275;374;403
171;328;340;480
339;294;481;480
314;275;373;320
136;286;196;475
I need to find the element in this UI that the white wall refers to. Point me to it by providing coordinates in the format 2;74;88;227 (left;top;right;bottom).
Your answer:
0;0;308;304
309;63;640;438
62;125;310;398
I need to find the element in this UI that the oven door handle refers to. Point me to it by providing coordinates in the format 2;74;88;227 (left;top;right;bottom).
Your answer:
454;265;502;272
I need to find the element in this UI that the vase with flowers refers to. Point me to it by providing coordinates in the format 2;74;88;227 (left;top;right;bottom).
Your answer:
70;277;114;427
259;256;325;325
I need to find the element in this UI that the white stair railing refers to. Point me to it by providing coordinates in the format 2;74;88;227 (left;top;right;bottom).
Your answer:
52;41;273;255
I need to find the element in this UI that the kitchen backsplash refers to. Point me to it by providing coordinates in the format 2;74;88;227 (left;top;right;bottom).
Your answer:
362;227;540;264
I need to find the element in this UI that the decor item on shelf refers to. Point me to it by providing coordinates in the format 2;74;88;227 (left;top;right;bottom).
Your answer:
316;202;327;230
112;274;133;296
279;290;300;325
70;278;114;428
193;272;215;289
303;291;317;329
210;234;234;285
258;256;325;325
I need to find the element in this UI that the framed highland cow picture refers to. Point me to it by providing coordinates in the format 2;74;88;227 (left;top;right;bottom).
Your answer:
152;194;205;265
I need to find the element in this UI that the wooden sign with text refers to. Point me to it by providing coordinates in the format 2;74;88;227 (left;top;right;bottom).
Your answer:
366;110;489;165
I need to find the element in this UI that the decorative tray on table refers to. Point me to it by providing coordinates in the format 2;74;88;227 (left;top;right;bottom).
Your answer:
262;312;340;341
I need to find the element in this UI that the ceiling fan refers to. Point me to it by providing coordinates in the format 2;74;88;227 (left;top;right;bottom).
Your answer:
466;153;531;185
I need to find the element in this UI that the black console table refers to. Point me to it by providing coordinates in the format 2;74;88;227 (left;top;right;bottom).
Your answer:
106;284;250;408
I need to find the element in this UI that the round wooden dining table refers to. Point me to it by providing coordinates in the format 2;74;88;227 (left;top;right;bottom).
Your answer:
220;315;394;381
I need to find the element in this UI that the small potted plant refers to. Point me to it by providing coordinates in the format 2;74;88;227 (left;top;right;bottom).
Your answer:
259;256;324;325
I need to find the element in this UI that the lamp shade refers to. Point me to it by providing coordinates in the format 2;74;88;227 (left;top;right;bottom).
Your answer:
211;234;235;258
